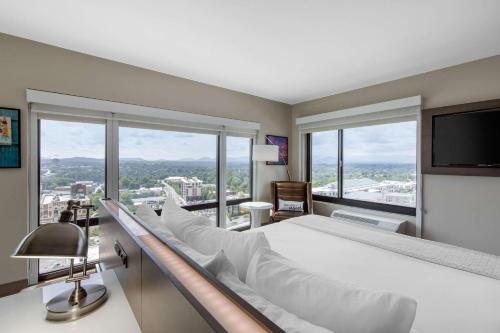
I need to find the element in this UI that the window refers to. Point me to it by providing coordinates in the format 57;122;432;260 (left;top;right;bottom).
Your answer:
39;119;105;274
309;121;417;215
225;136;252;228
310;130;338;197
118;126;218;224
30;92;258;283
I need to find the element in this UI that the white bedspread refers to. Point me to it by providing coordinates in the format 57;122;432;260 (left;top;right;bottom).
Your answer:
251;215;500;333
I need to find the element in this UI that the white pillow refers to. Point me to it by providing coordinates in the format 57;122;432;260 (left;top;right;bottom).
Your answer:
160;198;212;239
278;199;304;212
135;202;179;240
155;227;237;277
181;224;270;281
135;202;162;228
246;247;417;333
217;271;333;333
137;201;235;276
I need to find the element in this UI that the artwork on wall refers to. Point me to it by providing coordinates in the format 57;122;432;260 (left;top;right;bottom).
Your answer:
0;108;21;168
265;134;288;165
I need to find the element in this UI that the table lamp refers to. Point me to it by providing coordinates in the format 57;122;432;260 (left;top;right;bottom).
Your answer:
253;142;291;181
12;201;107;321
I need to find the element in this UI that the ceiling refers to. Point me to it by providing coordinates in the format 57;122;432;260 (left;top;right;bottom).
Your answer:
1;1;500;104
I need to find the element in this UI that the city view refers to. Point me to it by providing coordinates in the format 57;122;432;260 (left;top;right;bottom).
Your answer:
311;163;416;207
39;157;251;273
310;121;417;207
38;121;252;274
38;119;416;274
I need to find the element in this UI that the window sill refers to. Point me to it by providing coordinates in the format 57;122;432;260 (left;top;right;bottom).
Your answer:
312;194;416;216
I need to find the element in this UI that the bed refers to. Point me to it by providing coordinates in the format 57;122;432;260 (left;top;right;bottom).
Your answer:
248;214;500;333
100;198;500;333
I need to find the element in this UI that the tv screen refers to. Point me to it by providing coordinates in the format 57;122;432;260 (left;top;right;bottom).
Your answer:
432;108;500;167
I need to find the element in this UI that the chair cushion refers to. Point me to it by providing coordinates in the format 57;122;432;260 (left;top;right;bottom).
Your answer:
273;210;305;222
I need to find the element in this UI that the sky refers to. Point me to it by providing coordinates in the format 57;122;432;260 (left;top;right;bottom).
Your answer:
40;120;251;160
312;121;417;164
41;119;416;163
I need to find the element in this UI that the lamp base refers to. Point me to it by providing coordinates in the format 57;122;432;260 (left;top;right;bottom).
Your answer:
46;284;107;322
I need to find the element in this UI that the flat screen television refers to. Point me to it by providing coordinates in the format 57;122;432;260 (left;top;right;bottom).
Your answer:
432;108;500;167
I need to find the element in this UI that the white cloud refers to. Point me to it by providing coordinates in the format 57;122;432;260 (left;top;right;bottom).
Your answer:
312;121;416;164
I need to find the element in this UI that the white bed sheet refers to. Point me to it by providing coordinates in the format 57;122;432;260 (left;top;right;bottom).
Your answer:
250;219;500;333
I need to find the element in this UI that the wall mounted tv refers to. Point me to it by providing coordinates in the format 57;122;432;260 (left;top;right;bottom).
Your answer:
432;108;500;168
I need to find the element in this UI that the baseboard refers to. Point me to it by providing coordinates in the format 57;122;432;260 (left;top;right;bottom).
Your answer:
0;279;28;298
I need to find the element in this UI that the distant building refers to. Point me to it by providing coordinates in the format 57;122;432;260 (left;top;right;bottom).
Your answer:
312;178;416;207
71;183;87;198
312;178;380;197
165;176;203;201
39;194;91;224
383;192;416;206
137;187;163;195
131;196;165;209
54;185;71;195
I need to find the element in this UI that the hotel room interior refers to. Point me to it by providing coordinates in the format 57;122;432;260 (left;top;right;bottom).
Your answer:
1;1;500;332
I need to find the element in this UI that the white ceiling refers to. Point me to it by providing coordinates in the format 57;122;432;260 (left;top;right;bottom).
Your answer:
1;1;500;104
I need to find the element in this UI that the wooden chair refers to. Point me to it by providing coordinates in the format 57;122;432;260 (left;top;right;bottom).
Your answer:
270;181;313;222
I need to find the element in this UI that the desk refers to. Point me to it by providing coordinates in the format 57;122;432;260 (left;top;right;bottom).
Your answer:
0;270;141;333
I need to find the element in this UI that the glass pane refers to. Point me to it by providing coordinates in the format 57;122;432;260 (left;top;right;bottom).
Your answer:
192;208;217;226
311;130;338;197
343;121;417;207
226;136;251;200
39;119;105;274
88;225;100;262
225;136;252;229
118;127;217;214
226;204;250;229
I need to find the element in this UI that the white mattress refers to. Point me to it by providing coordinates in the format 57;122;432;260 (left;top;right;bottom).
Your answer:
251;217;500;333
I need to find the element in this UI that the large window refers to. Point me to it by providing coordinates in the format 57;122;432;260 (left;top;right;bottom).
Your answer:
225;136;252;229
39;119;105;275
32;103;256;282
310;130;338;197
119;126;218;223
309;121;417;215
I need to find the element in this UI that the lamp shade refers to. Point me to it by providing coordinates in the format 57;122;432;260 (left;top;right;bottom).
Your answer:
12;223;87;259
252;144;279;162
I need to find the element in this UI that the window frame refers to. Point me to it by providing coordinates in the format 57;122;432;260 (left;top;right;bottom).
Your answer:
36;117;106;281
224;135;254;229
306;127;417;216
32;116;256;282
28;92;260;284
116;125;254;229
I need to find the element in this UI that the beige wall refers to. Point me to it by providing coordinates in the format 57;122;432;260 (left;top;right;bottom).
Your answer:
0;33;291;285
291;55;500;255
2;30;500;285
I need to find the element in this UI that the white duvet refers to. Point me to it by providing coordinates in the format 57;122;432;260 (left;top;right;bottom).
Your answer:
249;215;500;333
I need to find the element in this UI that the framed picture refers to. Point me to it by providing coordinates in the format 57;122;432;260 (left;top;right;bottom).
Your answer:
265;135;288;165
0;108;21;168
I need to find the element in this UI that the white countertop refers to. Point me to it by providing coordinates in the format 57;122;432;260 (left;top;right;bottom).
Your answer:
0;270;141;333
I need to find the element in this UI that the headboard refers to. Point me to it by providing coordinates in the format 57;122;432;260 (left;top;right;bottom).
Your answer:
98;198;284;333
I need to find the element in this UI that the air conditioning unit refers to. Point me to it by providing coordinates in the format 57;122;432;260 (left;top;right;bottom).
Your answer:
331;209;407;234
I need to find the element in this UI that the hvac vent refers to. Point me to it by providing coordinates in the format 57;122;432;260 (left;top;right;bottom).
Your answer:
331;209;407;234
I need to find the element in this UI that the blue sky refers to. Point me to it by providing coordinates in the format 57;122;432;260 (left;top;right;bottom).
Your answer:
40;120;106;159
40;120;251;160
41;119;416;163
312;121;417;164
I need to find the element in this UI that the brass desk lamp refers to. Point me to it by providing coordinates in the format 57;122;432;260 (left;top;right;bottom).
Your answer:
12;200;107;321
